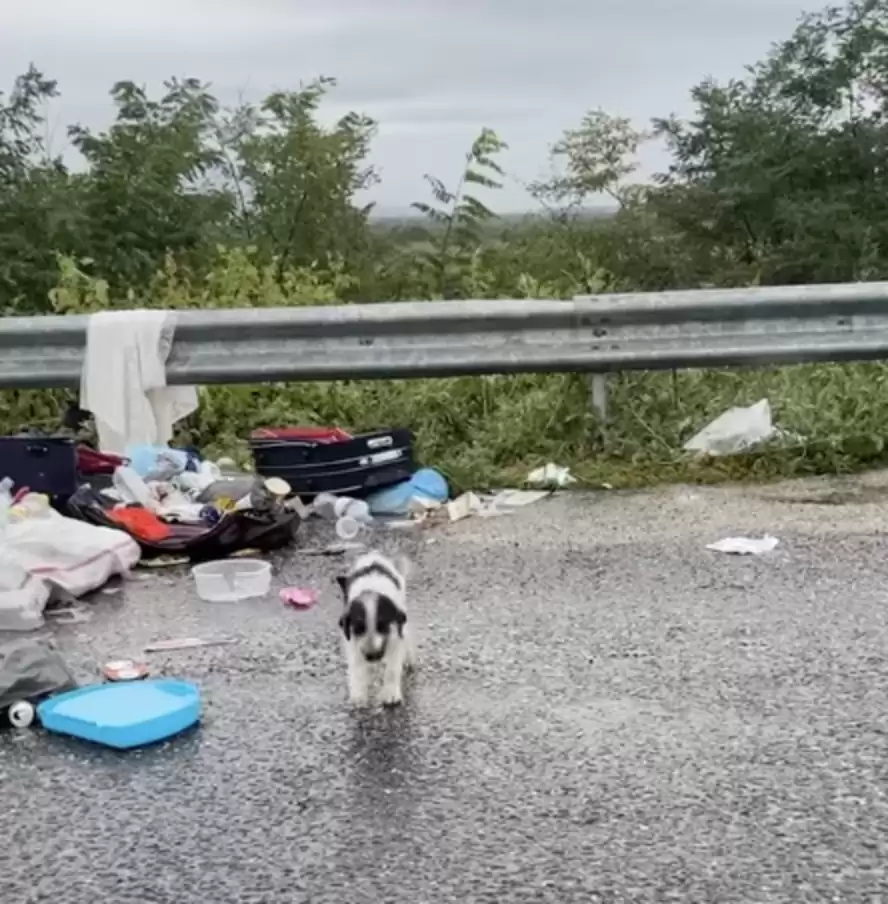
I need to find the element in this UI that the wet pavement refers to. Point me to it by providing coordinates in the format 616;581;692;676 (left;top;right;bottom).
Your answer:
4;477;888;903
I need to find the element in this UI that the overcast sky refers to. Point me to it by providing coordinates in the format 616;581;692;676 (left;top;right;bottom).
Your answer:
3;0;815;212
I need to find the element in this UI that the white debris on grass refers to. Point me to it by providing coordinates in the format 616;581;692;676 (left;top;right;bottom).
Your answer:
684;399;776;457
527;463;576;488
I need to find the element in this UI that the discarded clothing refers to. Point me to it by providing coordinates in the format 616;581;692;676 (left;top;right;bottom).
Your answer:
80;310;198;455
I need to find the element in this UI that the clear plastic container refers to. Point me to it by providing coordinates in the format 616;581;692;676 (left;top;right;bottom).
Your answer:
191;558;272;602
339;498;371;523
335;516;362;540
314;494;371;520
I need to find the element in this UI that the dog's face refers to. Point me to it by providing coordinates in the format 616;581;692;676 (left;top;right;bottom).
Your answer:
339;590;405;662
337;552;408;663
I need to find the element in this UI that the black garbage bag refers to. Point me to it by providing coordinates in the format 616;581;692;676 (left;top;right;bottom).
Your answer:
0;638;77;716
66;486;300;563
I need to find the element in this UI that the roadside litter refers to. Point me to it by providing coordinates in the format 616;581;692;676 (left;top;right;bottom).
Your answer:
312;493;374;540
706;535;780;555
144;637;235;652
0;635;201;750
365;468;450;515
192;558;272;603
0;413;571;750
439;487;554;525
102;659;150;682
683;399;804;457
527;463;576;488
0;638;77;729
0;480;139;631
280;587;319;609
38;679;201;750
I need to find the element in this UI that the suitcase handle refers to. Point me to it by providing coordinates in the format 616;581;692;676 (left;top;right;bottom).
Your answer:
25;443;49;457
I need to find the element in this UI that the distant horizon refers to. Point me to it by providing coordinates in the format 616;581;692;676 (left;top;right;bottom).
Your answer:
368;202;619;221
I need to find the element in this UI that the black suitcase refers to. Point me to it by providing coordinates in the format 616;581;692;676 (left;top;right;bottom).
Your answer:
0;435;79;498
249;428;415;498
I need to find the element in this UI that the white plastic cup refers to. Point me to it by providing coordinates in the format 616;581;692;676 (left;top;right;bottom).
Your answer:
313;493;338;519
335;516;361;540
334;497;372;523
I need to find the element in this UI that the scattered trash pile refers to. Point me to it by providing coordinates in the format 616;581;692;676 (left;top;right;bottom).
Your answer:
67;448;301;562
0;434;571;750
0;309;577;753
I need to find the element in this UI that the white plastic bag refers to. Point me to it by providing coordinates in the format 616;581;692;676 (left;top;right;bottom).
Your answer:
0;559;51;631
0;479;51;630
706;535;780;555
684;399;775;457
6;508;140;597
527;463;577;488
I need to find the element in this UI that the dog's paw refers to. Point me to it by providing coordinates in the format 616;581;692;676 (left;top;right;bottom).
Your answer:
348;688;370;707
379;685;404;707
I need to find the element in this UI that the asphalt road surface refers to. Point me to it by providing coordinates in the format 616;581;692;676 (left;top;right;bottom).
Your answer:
4;475;888;903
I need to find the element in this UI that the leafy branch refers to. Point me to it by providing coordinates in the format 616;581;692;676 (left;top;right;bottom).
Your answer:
412;127;507;297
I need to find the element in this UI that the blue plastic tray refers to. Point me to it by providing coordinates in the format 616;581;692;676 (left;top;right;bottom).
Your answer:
37;679;201;750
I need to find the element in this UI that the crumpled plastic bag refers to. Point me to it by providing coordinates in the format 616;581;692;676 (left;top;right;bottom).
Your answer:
0;638;77;710
527;463;576;488
6;507;140;598
684;399;775;457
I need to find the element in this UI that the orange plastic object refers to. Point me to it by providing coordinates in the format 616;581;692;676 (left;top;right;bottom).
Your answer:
108;507;172;542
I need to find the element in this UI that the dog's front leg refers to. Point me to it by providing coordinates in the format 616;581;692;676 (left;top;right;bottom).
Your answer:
345;642;370;707
379;638;406;707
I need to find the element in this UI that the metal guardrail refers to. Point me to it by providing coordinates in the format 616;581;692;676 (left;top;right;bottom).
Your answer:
2;282;888;390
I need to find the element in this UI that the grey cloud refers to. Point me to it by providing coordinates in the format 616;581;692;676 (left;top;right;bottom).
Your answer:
4;0;814;210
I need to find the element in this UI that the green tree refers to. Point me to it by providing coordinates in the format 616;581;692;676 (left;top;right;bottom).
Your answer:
220;77;378;282
651;0;888;286
529;109;646;215
68;77;228;293
0;66;79;313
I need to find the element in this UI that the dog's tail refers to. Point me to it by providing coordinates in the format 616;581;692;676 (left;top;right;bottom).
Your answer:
393;554;411;582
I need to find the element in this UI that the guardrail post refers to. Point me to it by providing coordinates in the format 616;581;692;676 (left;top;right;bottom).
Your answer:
587;374;609;423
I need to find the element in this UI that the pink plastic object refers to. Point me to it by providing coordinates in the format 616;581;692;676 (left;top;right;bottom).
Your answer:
279;587;319;609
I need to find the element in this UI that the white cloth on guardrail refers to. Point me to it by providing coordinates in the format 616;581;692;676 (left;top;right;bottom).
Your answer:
79;310;198;455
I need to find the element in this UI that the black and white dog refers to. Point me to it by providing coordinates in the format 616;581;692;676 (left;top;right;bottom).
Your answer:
336;551;415;707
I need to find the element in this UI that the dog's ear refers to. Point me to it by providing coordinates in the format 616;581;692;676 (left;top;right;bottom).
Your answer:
338;611;351;640
335;574;348;600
